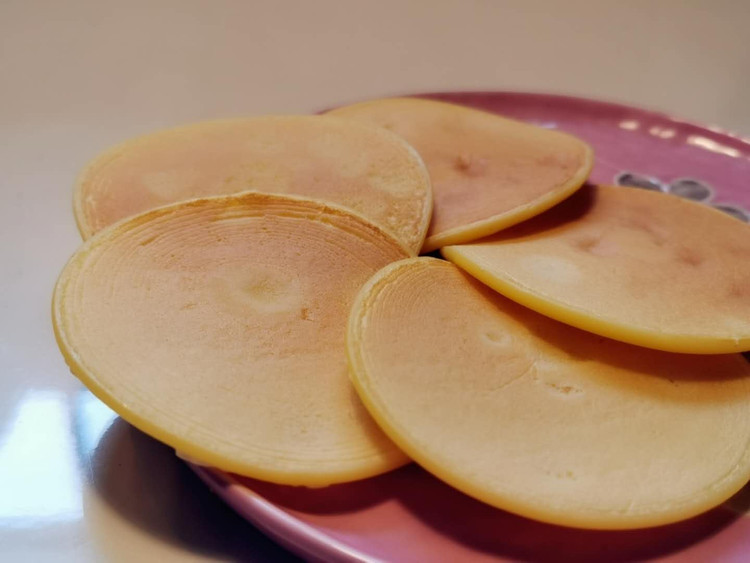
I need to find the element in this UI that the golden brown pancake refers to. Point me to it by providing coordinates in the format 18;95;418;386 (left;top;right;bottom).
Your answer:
348;257;750;529
54;192;410;486
74;115;432;254
328;97;593;252
443;185;750;354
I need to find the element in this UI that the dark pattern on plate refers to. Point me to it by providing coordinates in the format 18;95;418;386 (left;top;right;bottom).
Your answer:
616;172;748;222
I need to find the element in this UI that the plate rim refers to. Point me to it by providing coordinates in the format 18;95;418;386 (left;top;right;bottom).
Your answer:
409;89;750;149
190;463;376;563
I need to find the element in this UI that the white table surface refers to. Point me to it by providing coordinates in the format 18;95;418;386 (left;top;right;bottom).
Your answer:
2;1;749;561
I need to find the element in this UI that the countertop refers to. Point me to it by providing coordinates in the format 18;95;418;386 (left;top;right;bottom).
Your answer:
2;1;749;561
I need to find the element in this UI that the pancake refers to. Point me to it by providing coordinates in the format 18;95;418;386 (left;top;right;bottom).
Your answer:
328;97;593;252
73;115;432;254
347;257;750;529
54;192;410;486
443;185;750;354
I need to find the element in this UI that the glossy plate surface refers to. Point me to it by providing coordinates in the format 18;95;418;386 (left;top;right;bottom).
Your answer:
193;91;750;562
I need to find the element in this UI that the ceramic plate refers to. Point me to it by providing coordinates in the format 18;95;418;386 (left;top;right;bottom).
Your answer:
190;92;750;562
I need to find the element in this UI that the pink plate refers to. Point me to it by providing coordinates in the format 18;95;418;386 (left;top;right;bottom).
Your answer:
190;92;750;562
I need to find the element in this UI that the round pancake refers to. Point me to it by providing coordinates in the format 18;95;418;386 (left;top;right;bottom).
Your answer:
54;192;410;486
328;97;593;252
443;185;750;354
74;115;432;254
347;257;750;529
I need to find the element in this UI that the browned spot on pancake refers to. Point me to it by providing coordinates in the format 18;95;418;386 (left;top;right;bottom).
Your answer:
675;246;704;267
573;234;600;252
536;153;571;170
543;380;584;396
455;153;488;177
573;233;618;257
727;243;750;260
728;281;747;299
139;235;158;247
622;213;669;246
